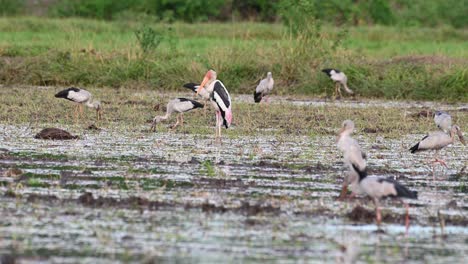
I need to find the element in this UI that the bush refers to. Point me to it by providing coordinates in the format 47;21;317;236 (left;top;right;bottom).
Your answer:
0;0;25;16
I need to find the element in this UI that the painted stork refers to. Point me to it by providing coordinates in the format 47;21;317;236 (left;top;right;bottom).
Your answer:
150;98;204;132
55;87;102;121
254;72;274;103
321;68;353;99
434;111;452;133
336;120;366;199
353;164;418;235
196;70;233;141
409;125;465;176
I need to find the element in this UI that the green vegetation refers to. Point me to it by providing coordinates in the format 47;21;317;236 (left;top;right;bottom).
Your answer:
0;17;466;101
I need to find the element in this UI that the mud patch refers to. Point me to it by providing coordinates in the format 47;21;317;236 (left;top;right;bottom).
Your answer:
34;128;78;140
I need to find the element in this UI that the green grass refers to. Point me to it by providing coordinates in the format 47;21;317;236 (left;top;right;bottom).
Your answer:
0;17;467;101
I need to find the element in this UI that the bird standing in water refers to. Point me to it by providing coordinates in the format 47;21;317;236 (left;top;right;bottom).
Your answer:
254;72;274;104
150;98;204;132
55;87;102;121
321;68;353;99
196;70;233;142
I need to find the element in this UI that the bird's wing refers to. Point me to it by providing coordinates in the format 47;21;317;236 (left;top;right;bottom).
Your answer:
67;89;91;103
255;78;268;93
418;132;452;150
213;81;231;112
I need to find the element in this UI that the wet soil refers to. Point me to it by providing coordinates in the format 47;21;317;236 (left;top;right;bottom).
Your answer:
0;98;467;262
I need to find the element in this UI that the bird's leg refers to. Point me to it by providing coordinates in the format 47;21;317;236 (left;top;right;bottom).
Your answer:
73;104;79;122
338;183;348;201
337;83;343;99
79;104;84;120
180;113;184;127
403;201;410;236
171;115;180;130
373;199;382;229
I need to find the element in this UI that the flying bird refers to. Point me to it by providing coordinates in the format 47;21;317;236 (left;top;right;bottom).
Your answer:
55;87;102;121
434;111;452;133
150;98;204;132
353;164;418;235
254;72;274;103
321;68;353;99
409;125;465;177
336;120;366;199
197;69;233;141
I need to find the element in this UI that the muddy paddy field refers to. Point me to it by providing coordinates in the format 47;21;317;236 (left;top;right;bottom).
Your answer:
0;86;467;263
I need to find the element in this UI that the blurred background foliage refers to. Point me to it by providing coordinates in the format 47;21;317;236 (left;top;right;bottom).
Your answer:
1;0;467;28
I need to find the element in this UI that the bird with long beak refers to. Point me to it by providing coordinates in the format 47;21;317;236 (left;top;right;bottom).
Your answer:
410;125;466;179
55;87;103;122
197;70;232;141
336;120;366;200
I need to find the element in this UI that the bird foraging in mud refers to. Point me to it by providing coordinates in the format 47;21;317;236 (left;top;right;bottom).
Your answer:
55;87;102;121
150;98;204;132
434;111;452;133
352;163;418;235
254;72;274;103
196;69;233;142
409;125;465;179
336;120;366;199
321;68;353;99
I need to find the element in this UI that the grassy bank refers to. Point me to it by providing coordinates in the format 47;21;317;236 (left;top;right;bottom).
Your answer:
0;17;467;101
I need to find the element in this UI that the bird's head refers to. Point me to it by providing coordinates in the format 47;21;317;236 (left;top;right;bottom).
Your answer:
337;120;355;139
267;72;272;78
197;69;217;95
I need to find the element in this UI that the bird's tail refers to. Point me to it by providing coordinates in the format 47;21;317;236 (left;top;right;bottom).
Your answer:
343;83;354;94
409;143;419;153
183;83;199;93
223;106;233;128
254;91;262;103
352;164;367;181
54;90;69;98
393;181;418;199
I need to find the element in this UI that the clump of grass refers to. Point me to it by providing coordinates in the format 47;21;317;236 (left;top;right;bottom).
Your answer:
200;160;216;177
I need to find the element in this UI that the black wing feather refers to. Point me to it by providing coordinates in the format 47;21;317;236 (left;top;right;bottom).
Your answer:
213;81;230;108
254;91;262;103
177;98;204;109
55;87;80;100
378;178;418;199
352;163;367;181
409;135;428;153
183;83;199;93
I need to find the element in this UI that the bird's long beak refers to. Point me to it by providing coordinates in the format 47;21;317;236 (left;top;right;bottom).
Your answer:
197;76;209;95
96;108;102;121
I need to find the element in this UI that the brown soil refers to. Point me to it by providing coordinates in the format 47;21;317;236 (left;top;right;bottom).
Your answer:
34;128;79;140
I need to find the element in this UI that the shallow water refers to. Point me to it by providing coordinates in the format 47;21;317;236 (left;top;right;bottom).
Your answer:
0;115;467;262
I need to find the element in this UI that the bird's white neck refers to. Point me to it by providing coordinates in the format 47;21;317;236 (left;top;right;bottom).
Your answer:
85;98;98;109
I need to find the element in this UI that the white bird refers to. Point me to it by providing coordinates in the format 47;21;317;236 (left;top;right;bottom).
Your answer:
150;98;204;132
183;82;211;100
336;120;366;199
321;68;353;99
55;87;102;121
352;164;418;234
409;125;465;176
434;111;452;133
254;72;274;103
197;70;233;141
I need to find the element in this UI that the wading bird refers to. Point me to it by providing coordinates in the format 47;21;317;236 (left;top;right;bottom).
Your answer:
196;70;232;141
55;87;102;121
434;111;452;133
336;120;366;199
150;98;204;132
321;68;353;99
352;164;418;235
409;125;465;178
254;72;274;103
